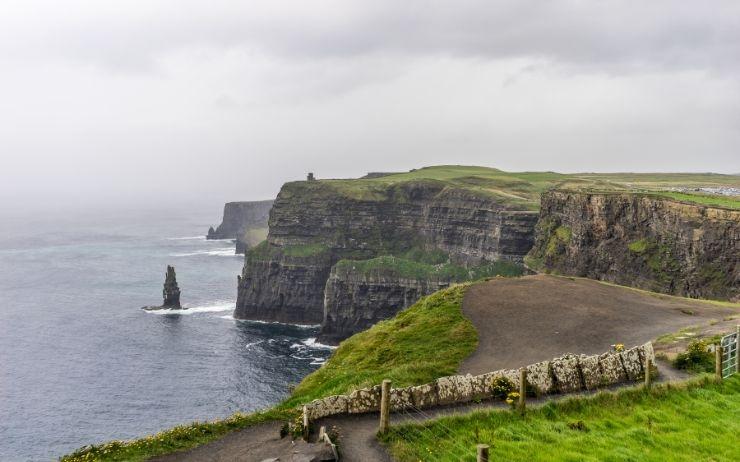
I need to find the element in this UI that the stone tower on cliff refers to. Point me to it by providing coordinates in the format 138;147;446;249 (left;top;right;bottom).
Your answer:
162;265;182;309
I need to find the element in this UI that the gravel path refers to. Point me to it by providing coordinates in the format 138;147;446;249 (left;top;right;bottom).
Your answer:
460;274;734;374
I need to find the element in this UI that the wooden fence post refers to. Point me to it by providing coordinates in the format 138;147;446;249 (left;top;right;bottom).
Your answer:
476;443;489;462
379;379;391;434
644;356;652;389
302;405;310;441
519;368;527;414
715;344;723;381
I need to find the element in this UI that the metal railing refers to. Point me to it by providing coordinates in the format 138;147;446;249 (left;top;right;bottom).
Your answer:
720;326;739;379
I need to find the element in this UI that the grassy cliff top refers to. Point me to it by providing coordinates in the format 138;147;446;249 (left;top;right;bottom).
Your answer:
333;256;524;281
286;165;740;210
549;188;740;210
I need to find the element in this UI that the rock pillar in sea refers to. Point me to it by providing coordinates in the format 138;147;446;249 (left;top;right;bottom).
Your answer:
162;265;182;309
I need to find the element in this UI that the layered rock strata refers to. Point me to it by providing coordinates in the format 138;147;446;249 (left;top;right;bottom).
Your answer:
207;200;273;253
527;191;740;301
162;265;181;308
317;264;451;343
235;180;537;324
144;265;182;310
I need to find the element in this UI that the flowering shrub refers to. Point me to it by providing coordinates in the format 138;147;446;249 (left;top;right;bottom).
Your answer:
290;413;305;440
613;343;625;352
673;340;714;373
491;376;515;400
505;391;520;409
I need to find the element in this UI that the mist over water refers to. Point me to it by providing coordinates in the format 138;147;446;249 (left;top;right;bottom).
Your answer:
0;206;330;461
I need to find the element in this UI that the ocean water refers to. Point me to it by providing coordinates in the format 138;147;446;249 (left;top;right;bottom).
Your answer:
0;206;331;461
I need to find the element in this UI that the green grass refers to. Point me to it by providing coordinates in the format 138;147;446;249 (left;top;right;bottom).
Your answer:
382;375;740;462
628;238;650;253
282;243;330;257
245;240;330;260
283;284;477;406
62;285;477;461
297;165;739;210
332;256;524;282
545;225;572;257
646;191;740;210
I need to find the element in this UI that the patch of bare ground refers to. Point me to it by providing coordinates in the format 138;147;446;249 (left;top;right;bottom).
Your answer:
460;274;738;374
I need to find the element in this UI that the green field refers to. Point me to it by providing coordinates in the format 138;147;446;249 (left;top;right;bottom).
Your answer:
382;375;740;462
311;165;740;209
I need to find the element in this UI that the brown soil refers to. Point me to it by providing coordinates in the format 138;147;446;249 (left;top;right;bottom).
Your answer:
460;274;737;374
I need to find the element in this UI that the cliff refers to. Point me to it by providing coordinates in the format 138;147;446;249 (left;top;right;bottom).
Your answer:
207;200;273;253
527;190;740;301
235;179;537;324
317;256;525;342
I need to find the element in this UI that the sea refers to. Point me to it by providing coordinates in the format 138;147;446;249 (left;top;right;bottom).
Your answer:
0;205;332;461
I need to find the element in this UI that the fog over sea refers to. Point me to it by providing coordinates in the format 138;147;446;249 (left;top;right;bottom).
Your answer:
0;205;331;461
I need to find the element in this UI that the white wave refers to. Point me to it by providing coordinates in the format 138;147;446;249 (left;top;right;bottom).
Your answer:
244;340;265;349
302;337;338;350
310;358;327;365
235;319;321;329
170;248;237;257
166;236;206;241
143;302;235;315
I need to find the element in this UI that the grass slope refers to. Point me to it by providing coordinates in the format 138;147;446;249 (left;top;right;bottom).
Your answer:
283;284;477;407
382;375;740;462
61;285;477;461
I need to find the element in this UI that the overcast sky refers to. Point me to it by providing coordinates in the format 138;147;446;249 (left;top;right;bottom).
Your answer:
1;1;739;209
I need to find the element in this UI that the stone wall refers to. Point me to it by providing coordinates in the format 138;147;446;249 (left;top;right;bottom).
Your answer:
303;342;654;421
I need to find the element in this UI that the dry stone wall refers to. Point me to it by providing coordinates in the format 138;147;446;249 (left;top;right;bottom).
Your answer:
303;342;654;421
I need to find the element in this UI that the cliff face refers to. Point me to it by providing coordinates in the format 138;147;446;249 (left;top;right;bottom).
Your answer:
207;200;273;252
318;264;450;343
234;180;537;324
528;191;740;301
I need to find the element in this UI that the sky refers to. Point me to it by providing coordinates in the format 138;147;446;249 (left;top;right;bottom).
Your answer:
1;0;739;209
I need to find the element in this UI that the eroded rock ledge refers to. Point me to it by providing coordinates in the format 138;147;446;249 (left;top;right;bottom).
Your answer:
527;190;740;301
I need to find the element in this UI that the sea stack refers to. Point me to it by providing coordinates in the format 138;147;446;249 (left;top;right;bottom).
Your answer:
162;265;182;309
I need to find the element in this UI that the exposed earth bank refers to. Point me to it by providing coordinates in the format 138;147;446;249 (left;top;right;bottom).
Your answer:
460;274;736;374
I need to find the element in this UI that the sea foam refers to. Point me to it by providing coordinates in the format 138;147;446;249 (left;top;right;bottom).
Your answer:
169;248;236;257
165;236;207;241
143;302;235;315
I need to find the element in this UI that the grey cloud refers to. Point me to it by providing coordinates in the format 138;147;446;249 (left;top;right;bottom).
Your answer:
3;1;739;75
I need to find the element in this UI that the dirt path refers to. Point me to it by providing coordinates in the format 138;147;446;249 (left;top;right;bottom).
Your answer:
460;275;735;374
151;276;735;461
